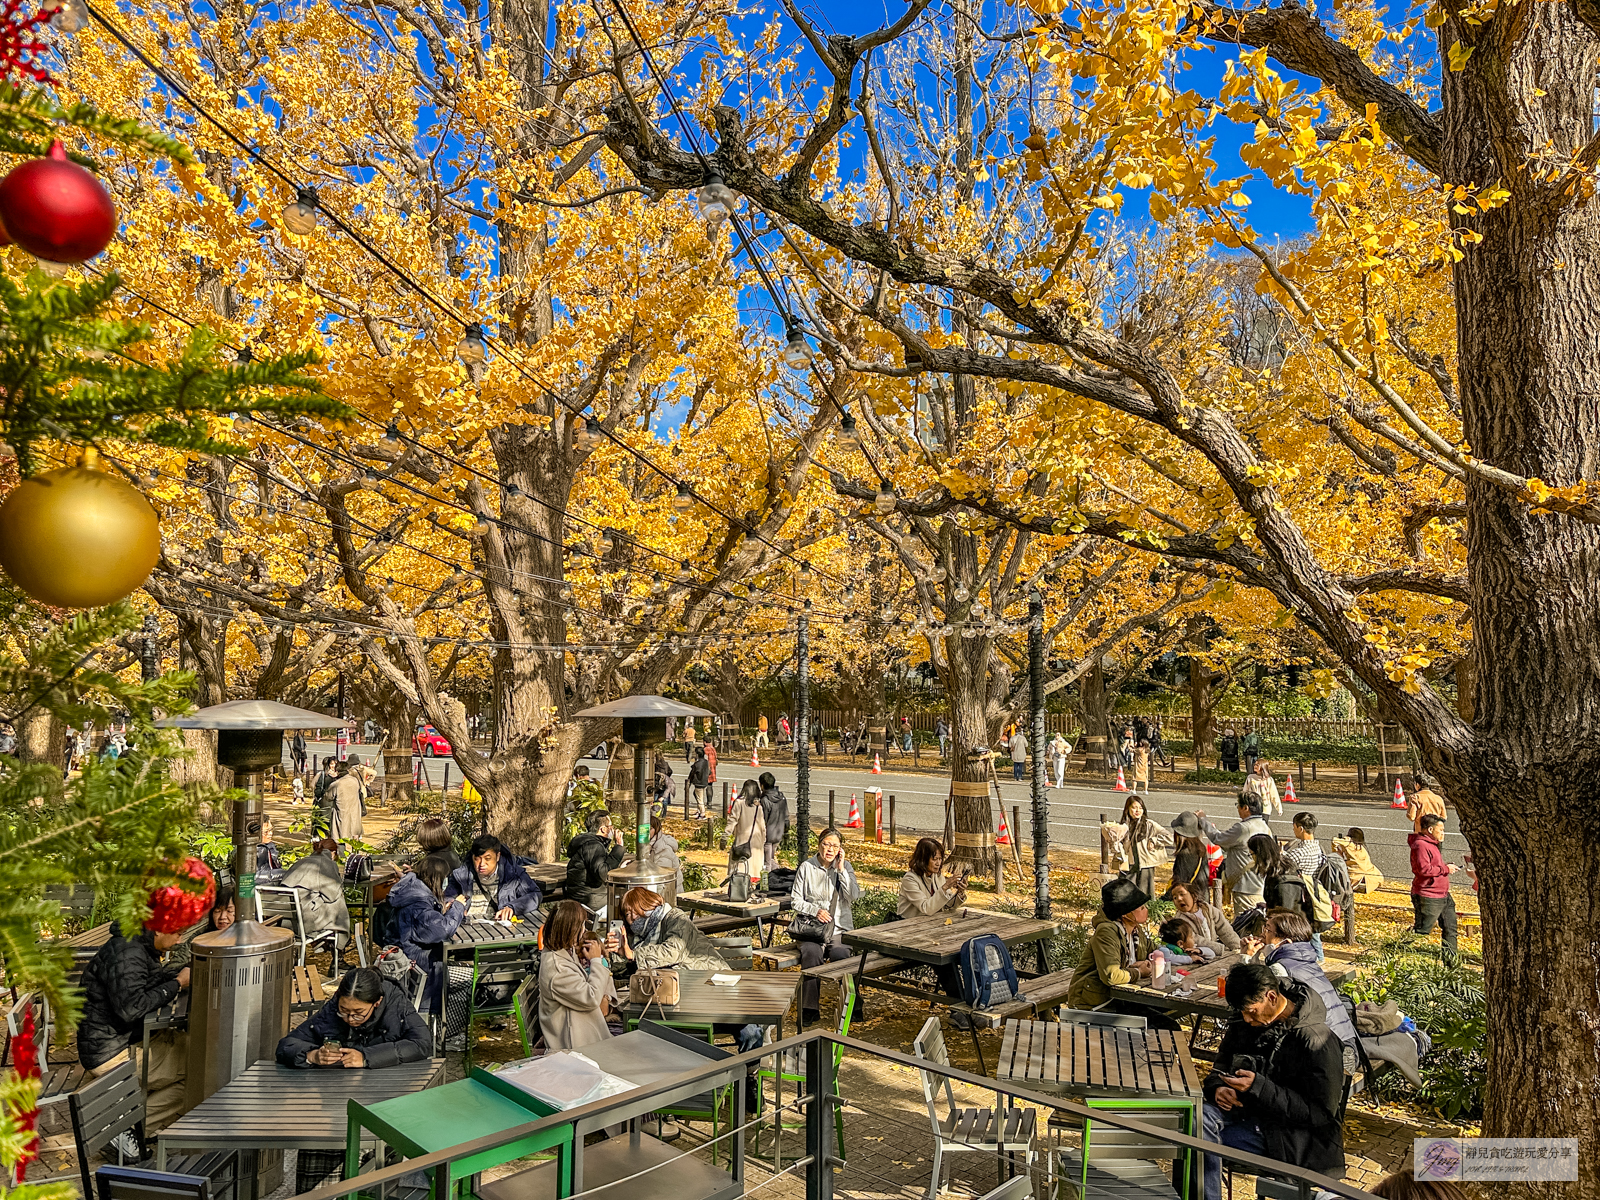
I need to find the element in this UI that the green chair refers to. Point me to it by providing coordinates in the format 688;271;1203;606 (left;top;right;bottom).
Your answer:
510;974;539;1058
1059;1096;1196;1200
755;972;852;1168
624;1017;732;1164
463;944;538;1064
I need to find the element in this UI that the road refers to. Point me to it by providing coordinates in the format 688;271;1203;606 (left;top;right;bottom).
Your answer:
286;739;1468;886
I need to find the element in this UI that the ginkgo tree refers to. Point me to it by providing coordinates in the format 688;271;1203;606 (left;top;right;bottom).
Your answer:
602;0;1599;1181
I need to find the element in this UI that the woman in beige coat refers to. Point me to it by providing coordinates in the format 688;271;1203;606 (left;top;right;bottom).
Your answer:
538;901;617;1051
1104;795;1173;902
727;779;767;885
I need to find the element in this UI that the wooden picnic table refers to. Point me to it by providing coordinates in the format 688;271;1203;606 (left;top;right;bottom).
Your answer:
676;889;790;947
839;907;1058;968
995;1017;1202;1099
1109;952;1246;1021
526;861;567;898
617;968;799;1039
156;1057;444;1169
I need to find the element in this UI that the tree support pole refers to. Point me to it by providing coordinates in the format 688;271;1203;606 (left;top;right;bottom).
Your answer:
1029;589;1051;921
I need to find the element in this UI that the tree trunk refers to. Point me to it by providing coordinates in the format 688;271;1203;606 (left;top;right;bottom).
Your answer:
378;693;417;807
1080;658;1108;770
1188;658;1217;760
16;708;63;767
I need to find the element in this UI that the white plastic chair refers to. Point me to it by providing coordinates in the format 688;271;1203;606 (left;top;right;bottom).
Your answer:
254;886;363;967
913;1016;1036;1200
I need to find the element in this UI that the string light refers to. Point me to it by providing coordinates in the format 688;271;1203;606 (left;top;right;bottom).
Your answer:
874;483;896;515
577;417;602;449
836;413;859;452
456;323;488;365
696;173;735;227
673;482;694;511
52;0;89;33
782;319;813;370
954;584;971;602
281;187;319;235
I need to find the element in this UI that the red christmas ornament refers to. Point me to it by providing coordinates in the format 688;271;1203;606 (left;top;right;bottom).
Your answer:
145;857;217;933
0;0;53;85
0;139;116;263
10;1006;40;1184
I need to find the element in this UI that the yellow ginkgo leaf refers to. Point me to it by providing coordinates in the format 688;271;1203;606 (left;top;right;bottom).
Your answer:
1447;41;1474;71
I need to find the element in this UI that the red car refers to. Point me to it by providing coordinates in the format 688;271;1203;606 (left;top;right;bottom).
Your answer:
413;726;452;757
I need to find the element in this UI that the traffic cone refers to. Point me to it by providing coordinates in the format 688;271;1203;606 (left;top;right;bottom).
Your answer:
1391;778;1407;808
1113;765;1128;792
996;809;1012;845
1283;775;1297;803
845;791;863;828
751;745;760;769
872;753;882;775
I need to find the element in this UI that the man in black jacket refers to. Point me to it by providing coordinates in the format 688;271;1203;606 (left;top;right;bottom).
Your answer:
686;746;711;818
1202;962;1346;1199
566;809;626;915
78;924;193;1130
757;771;789;874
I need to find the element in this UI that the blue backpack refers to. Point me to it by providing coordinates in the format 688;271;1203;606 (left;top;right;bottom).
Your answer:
958;934;1024;1009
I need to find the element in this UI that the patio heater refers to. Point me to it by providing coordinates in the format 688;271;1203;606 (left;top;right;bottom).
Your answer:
574;695;712;858
159;698;336;899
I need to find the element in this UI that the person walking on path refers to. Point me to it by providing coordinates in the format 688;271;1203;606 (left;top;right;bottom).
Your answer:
935;716;949;759
1406;773;1446;832
1242;758;1282;815
1049;732;1070;788
1241;724;1262;776
1150;718;1170;767
757;771;789;875
291;730;308;775
727;779;768;886
1218;727;1240;773
1409;813;1459;958
755;714;769;749
1131;739;1153;795
686;746;711;818
1009;727;1029;780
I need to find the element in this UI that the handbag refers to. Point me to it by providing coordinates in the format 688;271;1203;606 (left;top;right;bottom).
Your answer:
787;874;838;943
628;967;680;1018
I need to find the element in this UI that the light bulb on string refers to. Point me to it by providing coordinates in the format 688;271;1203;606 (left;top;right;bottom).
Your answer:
697;172;735;225
782;319;813;370
673;481;694;511
599;528;615;554
281;187;319;236
954;584;970;602
874;483;896;515
52;0;89;33
575;416;602;450
836;412;859;452
379;422;401;454
456;323;488;365
472;519;489;536
929;565;947;583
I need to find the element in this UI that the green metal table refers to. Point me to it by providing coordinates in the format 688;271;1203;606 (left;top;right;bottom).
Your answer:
346;1067;572;1199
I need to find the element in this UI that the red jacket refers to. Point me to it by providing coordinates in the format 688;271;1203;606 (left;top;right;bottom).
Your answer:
1408;831;1451;898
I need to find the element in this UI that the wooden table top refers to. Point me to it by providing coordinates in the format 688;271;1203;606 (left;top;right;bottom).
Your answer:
676;889;785;918
526;862;568;888
1109;952;1243;1018
158;1058;444;1152
840;908;1058;966
995;1019;1202;1099
617;968;799;1028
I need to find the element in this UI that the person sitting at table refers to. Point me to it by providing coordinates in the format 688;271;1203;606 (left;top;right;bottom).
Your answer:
1252;909;1359;1056
281;837;354;959
1157;917;1214;965
895;837;970;1022
565;810;627;916
1202;962;1344;1200
1066;877;1178;1028
539;899;618;1050
78;864;214;1133
390;854;469;1033
416;815;461;873
791;827;863;1027
165;883;237;973
638;820;683;896
445;833;542;922
277;967;433;1193
1167;880;1242;956
610;887;763;1052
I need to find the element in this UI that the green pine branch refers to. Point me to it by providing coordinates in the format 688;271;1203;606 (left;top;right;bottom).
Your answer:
0;82;194;165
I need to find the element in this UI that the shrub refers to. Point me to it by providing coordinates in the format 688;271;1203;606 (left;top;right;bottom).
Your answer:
992;897;1092;973
682;861;716;892
851;887;899;928
1341;933;1486;1120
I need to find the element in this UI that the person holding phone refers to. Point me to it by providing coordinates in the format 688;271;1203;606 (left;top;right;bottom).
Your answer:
896;838;970;1023
539;900;618;1051
1201;962;1345;1200
790;827;862;1025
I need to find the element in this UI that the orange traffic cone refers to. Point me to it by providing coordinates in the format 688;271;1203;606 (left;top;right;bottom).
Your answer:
751;745;760;769
1391;778;1407;808
996;809;1012;845
1283;775;1297;803
1113;765;1128;792
872;753;882;775
845;791;863;828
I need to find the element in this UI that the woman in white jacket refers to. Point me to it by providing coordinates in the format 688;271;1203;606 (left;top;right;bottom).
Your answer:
1241;760;1283;815
538;901;617;1051
790;827;862;1025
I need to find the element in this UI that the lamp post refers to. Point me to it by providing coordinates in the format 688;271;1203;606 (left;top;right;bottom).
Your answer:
574;695;713;854
159;699;337;898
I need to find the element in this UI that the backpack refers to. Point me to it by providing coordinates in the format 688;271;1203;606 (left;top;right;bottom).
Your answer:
373;945;420;991
370;899;401;949
1316;853;1353;914
957;934;1024;1010
1298;870;1337;930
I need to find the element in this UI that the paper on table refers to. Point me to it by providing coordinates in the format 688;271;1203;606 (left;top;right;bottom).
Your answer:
709;973;741;985
495;1051;635;1110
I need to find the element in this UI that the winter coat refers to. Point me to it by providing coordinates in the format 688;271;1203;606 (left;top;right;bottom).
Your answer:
1406;787;1446;833
444;857;542;919
1132;747;1151;784
565;831;626;912
1203;978;1345;1177
328;773;365;842
1264;869;1313;925
759;785;790;847
1331;836;1383;893
539;947;617;1051
387;871;467;1011
1264;941;1359;1052
1242;771;1282;814
1009;732;1029;762
1067;910;1155;1010
727;799;767;880
1218;733;1240;761
1175;901;1241;955
257;841;282;872
687;755;711;788
638;828;683;895
897;870;962;920
1409;832;1452;898
628;906;728;971
1106;819;1173;873
1241;730;1262;755
791;854;861;941
277;979;432;1069
77;927;184;1070
1204;814;1271;894
281;852;352;938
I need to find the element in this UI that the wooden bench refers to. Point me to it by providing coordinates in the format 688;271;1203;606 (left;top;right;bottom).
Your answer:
754;944;801;971
951;968;1077;1030
291;964;325;1012
802;952;907;983
691;913;759;936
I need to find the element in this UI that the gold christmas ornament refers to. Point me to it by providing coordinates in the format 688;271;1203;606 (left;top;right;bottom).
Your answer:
0;450;160;607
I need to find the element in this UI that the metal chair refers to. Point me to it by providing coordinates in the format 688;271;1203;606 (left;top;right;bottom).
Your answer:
510;973;540;1058
6;992;70;1106
625;1018;733;1163
1058;1097;1195;1200
755;973;853;1168
973;1176;1036;1200
69;1059;238;1200
253;886;364;967
913;1015;1037;1200
463;943;538;1064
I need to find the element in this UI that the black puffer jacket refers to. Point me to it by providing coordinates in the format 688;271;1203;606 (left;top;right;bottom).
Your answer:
759;785;790;846
1203;978;1345;1175
276;979;432;1069
77;926;183;1070
565;831;625;911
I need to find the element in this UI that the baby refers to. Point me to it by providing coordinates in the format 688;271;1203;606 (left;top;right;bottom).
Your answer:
1158;917;1216;965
